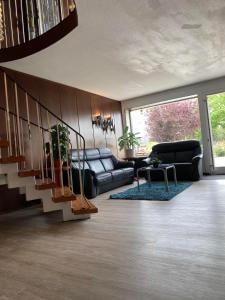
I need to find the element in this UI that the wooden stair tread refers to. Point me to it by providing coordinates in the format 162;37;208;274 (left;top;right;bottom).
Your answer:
71;195;98;215
18;169;41;177
35;179;57;190
0;140;9;148
0;156;26;164
52;187;76;203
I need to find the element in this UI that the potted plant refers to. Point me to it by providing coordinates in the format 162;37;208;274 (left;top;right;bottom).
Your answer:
45;124;71;186
151;157;161;168
118;126;140;158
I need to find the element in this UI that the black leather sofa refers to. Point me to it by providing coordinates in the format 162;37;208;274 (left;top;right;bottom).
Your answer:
70;148;134;199
135;140;203;181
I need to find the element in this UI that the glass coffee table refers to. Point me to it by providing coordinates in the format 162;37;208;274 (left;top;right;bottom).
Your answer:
137;164;177;192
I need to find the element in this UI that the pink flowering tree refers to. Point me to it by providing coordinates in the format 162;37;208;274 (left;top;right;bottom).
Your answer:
144;99;200;143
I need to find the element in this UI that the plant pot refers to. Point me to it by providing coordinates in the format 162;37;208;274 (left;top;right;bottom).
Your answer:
125;149;135;158
54;160;64;187
153;163;159;168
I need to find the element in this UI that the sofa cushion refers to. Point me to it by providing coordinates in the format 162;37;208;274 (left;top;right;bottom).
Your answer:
88;160;105;174
85;149;100;160
152;140;201;153
101;158;114;171
71;149;85;162
95;172;113;184
175;151;194;163
110;169;125;181
99;148;112;158
122;167;134;177
72;161;89;170
157;152;175;163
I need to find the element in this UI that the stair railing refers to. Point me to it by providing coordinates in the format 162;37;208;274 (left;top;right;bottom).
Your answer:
0;0;78;63
0;68;86;201
0;0;76;49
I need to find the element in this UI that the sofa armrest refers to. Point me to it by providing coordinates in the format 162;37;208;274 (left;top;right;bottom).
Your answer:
115;160;134;169
192;154;203;180
192;154;203;163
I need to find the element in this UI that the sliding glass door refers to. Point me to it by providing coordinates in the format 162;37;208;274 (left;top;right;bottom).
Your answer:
206;92;225;173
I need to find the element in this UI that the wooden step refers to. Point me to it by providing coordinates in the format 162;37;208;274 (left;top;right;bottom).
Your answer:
35;179;57;190
52;186;76;203
0;140;9;148
71;195;98;215
0;155;26;164
18;169;41;177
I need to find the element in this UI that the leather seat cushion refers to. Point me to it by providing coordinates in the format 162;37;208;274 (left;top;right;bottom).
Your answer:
101;158;114;171
175;151;194;163
88;160;105;174
122;167;134;177
110;169;125;181
157;152;175;163
95;172;113;184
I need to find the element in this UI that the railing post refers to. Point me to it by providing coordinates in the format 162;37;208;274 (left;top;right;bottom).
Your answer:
75;133;84;197
14;0;21;45
36;102;44;181
12;115;18;156
8;0;15;46
47;111;55;182
57;123;64;194
14;82;22;155
3;73;12;156
25;92;34;169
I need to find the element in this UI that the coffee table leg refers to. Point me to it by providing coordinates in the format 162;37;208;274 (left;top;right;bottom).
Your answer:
163;169;169;192
147;169;151;187
137;169;140;191
173;166;177;186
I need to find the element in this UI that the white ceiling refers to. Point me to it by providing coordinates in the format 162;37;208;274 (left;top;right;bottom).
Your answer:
2;0;225;100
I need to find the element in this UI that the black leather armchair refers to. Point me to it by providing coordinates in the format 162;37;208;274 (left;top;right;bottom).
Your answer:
135;140;203;181
70;148;134;199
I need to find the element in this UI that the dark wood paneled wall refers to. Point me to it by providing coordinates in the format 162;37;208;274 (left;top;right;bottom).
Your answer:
0;67;123;212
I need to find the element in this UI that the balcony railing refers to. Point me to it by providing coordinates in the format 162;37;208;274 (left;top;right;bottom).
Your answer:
0;0;78;62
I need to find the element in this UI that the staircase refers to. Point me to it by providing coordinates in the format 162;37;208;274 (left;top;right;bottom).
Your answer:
0;68;98;222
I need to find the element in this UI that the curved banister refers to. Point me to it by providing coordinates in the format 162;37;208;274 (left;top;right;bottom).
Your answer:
0;0;78;62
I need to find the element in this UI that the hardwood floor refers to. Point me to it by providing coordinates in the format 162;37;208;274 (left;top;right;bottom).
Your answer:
0;179;225;300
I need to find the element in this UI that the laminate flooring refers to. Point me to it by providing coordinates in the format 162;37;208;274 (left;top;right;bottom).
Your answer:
0;179;225;300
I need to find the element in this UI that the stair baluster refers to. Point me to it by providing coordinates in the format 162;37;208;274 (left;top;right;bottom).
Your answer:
56;122;64;195
36;102;44;182
14;82;22;156
3;73;12;156
25;92;34;170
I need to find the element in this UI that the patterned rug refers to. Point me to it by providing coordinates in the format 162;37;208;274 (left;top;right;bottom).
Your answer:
110;182;192;201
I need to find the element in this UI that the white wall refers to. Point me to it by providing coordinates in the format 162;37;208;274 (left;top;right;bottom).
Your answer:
121;75;225;174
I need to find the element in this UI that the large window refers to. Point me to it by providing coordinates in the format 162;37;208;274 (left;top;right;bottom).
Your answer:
130;97;201;155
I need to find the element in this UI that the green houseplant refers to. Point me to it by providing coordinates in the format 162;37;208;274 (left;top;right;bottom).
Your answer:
45;124;71;163
151;157;161;168
118;126;140;158
45;125;71;186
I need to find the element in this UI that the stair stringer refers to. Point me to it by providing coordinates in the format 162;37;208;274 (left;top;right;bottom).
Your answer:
0;163;91;222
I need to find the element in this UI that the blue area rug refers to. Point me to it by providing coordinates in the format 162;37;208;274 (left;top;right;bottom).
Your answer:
110;182;192;201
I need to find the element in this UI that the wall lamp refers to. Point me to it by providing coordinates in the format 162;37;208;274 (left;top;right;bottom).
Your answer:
92;114;115;133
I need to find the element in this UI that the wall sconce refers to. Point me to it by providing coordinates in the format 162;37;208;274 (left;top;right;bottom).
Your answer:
92;114;115;133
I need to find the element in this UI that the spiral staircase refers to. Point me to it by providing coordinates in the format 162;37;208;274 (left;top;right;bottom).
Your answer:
0;2;98;221
0;0;78;62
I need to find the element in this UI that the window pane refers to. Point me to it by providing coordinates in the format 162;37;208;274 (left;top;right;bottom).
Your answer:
130;98;201;155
